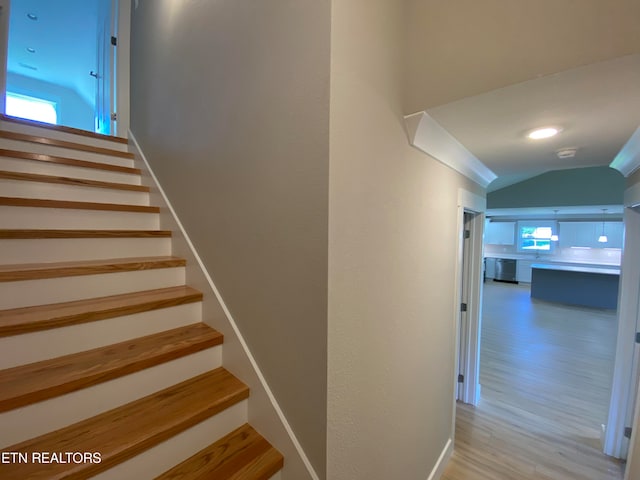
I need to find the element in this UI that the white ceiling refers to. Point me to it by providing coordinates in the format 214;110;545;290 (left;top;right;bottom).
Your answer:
427;54;640;192
7;0;102;107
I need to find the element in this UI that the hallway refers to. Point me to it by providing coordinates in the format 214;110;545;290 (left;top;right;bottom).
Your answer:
443;280;624;479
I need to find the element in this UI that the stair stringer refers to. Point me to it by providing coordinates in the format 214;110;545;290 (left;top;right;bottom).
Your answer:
129;132;319;480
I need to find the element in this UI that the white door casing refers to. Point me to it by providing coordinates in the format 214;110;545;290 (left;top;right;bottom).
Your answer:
95;0;111;135
0;0;10;114
453;188;486;418
605;201;640;459
457;211;472;401
113;0;130;137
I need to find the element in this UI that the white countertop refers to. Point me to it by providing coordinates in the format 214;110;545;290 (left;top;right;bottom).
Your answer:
531;263;620;275
484;254;620;268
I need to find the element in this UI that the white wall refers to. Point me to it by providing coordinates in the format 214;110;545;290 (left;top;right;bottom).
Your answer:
327;0;484;478
7;73;94;130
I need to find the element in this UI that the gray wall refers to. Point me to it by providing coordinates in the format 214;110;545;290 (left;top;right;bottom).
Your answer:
7;73;94;131
129;1;330;476
488;166;625;209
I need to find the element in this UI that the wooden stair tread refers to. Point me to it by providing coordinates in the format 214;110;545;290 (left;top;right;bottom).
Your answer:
0;323;222;412
0;285;201;337
0;114;129;144
0;124;284;478
0;256;186;282
0;229;171;239
0;196;160;213
0;148;141;174
155;424;283;480
0;130;134;159
0;368;249;480
0;170;150;192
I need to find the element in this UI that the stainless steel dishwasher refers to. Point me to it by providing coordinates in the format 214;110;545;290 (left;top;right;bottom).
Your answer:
494;258;517;283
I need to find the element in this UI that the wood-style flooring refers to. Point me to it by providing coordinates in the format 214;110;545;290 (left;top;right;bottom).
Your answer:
443;280;625;480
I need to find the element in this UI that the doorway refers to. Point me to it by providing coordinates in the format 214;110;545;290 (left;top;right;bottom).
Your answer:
0;0;130;136
446;277;625;479
456;209;483;404
606;203;640;461
454;203;640;479
453;189;486;410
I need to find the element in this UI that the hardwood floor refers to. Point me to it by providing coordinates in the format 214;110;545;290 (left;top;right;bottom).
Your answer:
443;280;625;480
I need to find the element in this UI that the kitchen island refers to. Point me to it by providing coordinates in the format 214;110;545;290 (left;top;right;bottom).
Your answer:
530;263;620;309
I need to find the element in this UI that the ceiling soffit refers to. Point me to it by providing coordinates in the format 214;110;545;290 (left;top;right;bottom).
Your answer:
423;55;640;188
404;111;497;188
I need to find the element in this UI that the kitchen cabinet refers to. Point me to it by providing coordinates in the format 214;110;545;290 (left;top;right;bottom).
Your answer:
558;222;595;248
603;222;624;248
485;222;515;245
559;222;624;249
516;260;534;283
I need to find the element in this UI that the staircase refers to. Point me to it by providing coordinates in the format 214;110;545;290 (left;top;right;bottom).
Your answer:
0;115;283;479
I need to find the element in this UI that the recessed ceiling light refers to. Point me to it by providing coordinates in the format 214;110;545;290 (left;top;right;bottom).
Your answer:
527;127;561;140
26;47;36;53
26;13;38;20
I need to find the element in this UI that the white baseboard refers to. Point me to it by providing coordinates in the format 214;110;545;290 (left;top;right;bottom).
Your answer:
427;438;453;480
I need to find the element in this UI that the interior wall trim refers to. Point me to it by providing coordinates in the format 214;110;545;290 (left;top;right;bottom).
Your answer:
427;437;453;480
404;111;497;188
611;126;640;177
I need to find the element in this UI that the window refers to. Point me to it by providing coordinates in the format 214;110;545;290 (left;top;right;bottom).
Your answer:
517;221;556;252
5;92;58;125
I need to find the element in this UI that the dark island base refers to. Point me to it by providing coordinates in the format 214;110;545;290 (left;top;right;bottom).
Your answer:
531;267;619;310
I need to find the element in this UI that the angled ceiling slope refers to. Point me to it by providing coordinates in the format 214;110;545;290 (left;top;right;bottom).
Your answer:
405;55;640;191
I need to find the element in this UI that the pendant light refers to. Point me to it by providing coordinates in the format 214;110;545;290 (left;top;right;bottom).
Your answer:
598;209;608;243
550;209;559;242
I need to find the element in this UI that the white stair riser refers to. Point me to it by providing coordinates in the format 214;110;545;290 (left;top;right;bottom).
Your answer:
0;267;186;309
0;155;141;185
0;138;134;168
0;179;150;205
90;400;248;480
0;303;201;369
0;237;171;263
0;206;160;230
0;348;223;449
0;120;130;153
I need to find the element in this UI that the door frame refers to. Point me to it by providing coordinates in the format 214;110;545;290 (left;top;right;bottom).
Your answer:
0;0;10;114
605;184;640;459
112;0;130;137
453;188;486;414
625;373;640;479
